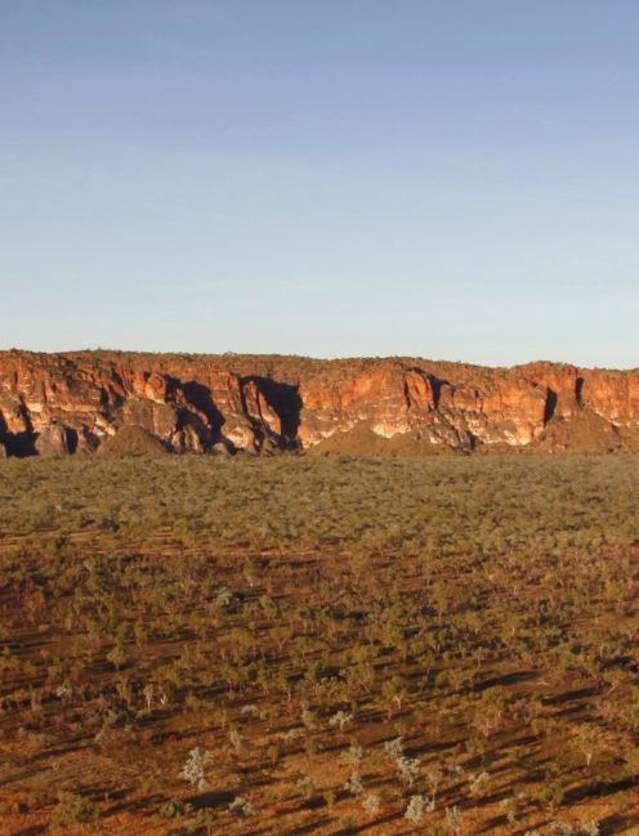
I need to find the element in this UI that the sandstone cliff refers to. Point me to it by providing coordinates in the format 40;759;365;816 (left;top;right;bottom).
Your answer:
0;350;637;457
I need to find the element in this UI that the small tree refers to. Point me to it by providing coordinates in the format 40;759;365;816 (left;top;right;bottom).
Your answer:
228;796;256;817
180;746;212;791
362;793;381;815
405;794;426;824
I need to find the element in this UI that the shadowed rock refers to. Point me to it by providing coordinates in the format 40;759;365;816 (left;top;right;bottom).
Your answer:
0;350;637;457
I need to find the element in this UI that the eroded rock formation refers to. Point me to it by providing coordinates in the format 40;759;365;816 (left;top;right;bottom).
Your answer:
0;350;637;456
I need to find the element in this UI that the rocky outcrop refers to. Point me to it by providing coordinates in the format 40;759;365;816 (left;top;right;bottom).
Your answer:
34;424;71;457
0;350;637;457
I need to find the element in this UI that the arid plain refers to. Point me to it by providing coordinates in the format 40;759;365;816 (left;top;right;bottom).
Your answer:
1;453;639;834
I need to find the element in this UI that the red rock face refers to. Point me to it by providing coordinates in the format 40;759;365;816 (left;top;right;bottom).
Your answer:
435;376;548;448
298;362;421;444
522;362;581;419
0;350;637;456
580;370;639;426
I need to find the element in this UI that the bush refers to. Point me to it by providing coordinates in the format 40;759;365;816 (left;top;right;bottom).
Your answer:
51;791;97;827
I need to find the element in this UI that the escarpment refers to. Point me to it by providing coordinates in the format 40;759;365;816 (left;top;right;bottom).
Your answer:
0;350;637;457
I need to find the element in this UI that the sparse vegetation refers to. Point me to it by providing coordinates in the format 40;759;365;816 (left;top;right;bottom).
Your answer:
0;453;638;832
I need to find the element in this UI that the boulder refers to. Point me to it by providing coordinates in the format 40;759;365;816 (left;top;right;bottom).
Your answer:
35;424;70;457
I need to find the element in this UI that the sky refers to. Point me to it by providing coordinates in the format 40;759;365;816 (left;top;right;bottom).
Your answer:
1;1;638;368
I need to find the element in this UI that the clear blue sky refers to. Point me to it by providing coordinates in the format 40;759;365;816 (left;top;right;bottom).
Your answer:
1;1;638;367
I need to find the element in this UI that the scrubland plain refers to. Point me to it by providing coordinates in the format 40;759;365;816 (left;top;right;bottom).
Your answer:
1;454;639;834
